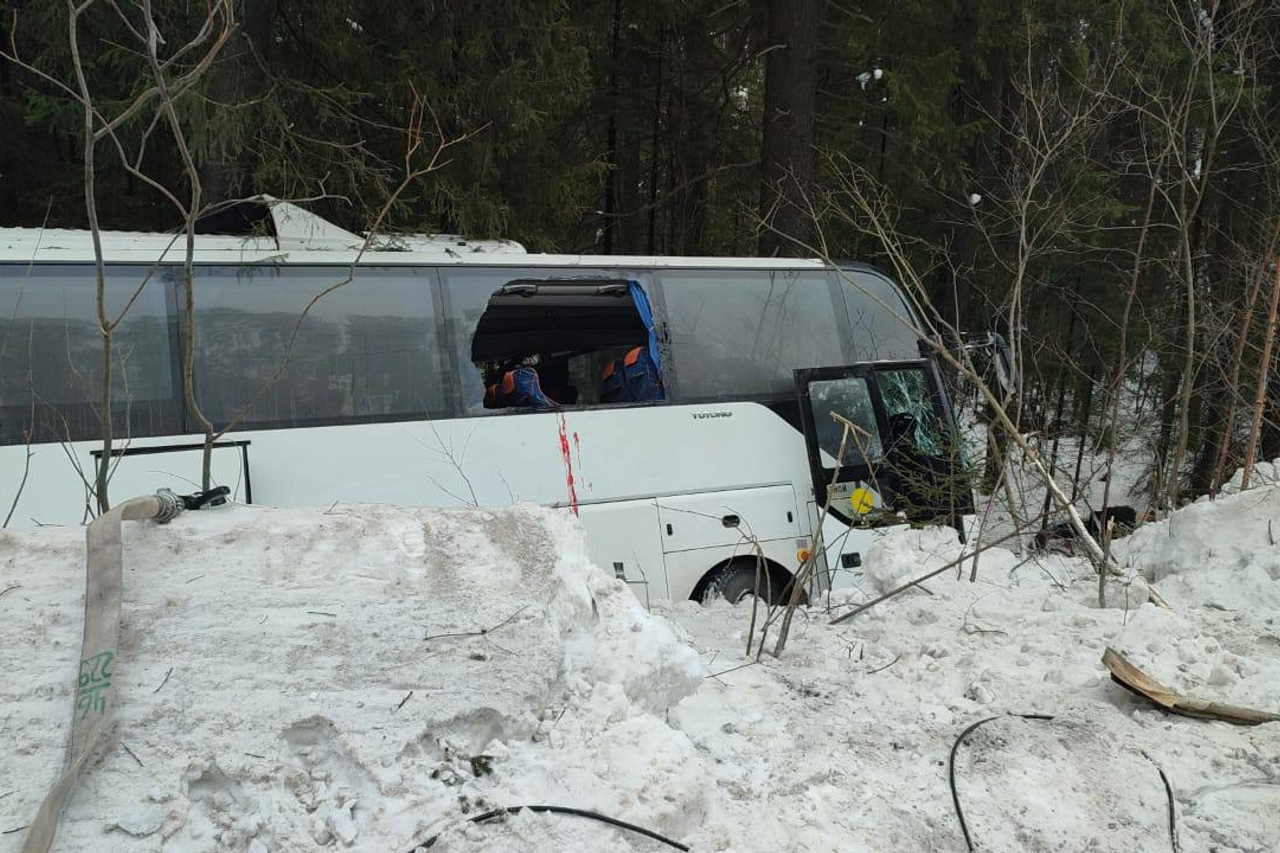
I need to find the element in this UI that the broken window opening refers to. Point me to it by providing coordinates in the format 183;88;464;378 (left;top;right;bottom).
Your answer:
876;368;942;456
467;279;666;412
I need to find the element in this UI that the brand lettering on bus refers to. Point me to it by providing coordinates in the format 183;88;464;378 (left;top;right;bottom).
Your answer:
692;411;733;420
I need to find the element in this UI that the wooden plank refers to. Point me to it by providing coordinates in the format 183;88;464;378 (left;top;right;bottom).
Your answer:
1103;647;1280;726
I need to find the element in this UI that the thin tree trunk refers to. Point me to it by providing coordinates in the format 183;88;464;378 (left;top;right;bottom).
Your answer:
140;0;221;488
1153;266;1186;509
1263;370;1280;462
1039;287;1080;519
1099;179;1157;603
199;0;272;204
66;4;112;514
1166;227;1198;509
1069;380;1093;504
1210;233;1273;492
614;17;644;256
645;26;664;254
1241;248;1280;490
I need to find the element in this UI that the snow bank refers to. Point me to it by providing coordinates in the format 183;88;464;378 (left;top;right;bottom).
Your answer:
5;486;1276;852
1219;456;1280;494
665;491;1280;853
1119;484;1280;610
860;525;963;595
0;503;704;852
1109;485;1280;712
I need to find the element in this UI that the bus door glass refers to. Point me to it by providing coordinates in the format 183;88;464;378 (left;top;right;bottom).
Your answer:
795;360;972;532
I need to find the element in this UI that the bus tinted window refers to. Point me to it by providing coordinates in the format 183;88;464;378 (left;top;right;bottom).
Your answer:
184;265;446;429
836;268;920;362
661;269;844;399
0;264;179;444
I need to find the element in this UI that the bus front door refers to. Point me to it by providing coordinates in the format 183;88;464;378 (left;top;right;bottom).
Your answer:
794;360;973;553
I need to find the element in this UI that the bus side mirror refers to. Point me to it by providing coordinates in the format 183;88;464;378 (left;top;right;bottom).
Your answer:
957;332;1019;399
989;332;1018;398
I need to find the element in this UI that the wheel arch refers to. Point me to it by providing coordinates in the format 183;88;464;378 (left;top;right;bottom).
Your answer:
689;554;798;604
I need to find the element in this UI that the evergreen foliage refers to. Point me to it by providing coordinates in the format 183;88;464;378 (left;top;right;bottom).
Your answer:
2;0;1279;500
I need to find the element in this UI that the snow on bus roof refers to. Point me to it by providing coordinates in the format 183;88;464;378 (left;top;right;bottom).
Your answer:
0;196;527;261
0;196;830;269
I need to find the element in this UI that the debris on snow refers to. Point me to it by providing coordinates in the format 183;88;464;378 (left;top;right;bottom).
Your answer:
1103;647;1280;725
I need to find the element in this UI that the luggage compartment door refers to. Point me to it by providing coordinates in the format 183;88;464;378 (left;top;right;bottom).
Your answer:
576;498;669;606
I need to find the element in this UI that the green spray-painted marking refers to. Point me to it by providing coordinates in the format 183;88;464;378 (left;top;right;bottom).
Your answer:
75;650;113;719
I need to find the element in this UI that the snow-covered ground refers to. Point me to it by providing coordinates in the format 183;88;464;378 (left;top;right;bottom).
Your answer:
3;484;1278;851
1;505;704;852
664;485;1280;852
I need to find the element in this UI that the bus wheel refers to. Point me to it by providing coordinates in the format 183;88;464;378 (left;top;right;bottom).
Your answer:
701;560;787;605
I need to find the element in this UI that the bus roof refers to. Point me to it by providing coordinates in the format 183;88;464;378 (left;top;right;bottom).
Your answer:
0;197;832;270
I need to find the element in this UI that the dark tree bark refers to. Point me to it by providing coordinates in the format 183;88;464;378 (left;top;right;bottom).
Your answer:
615;123;645;253
199;0;273;205
1262;369;1280;462
1256;271;1280;464
757;0;819;257
601;0;623;253
662;18;717;255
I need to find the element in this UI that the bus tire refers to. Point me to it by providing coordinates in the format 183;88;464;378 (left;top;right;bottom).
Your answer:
701;559;787;605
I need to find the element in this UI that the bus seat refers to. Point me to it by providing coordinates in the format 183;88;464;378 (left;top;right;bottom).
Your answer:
601;346;664;404
484;366;557;409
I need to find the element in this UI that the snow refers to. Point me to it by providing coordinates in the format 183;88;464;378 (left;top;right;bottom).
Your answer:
3;485;1278;852
1112;486;1280;710
1220;457;1280;495
0;504;703;851
663;492;1279;852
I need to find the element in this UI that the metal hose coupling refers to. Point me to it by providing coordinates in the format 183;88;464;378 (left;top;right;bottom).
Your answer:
153;489;184;524
153;485;230;523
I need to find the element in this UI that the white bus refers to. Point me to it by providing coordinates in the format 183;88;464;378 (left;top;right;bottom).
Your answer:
0;199;973;603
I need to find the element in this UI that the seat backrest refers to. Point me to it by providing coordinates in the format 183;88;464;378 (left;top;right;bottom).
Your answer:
601;346;664;404
484;366;557;409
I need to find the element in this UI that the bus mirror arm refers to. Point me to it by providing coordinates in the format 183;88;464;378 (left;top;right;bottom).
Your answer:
952;332;1020;397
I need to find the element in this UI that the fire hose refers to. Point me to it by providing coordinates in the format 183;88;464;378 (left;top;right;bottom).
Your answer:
21;487;228;853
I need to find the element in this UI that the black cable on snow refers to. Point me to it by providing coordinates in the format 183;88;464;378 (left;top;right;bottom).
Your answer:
404;804;691;851
949;714;1178;853
947;713;1056;852
1142;751;1179;853
403;715;1179;853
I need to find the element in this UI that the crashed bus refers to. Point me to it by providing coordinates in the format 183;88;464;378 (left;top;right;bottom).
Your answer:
0;199;975;603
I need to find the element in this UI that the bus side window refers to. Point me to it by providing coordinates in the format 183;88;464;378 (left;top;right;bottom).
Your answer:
832;268;921;363
660;269;844;401
807;374;883;466
0;264;180;445
182;265;448;430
